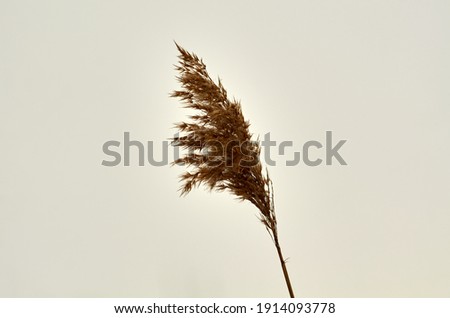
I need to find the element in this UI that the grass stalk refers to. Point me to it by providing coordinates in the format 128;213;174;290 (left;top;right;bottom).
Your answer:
170;42;295;297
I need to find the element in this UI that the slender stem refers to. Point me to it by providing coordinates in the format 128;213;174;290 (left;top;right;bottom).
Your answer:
274;235;295;298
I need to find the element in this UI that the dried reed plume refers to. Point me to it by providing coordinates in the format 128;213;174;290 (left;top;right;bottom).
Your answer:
170;43;295;298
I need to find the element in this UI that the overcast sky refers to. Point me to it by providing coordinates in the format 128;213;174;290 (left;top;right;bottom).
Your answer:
1;0;449;297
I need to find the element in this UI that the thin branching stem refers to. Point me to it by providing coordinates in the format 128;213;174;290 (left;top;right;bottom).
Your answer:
274;232;295;298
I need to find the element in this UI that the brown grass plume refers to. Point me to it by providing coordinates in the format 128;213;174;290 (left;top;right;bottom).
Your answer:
170;42;295;297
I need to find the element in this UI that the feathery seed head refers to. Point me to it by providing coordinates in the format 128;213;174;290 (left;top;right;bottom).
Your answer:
170;43;274;223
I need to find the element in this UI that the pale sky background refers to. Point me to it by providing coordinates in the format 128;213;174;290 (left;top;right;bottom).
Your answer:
1;0;449;297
